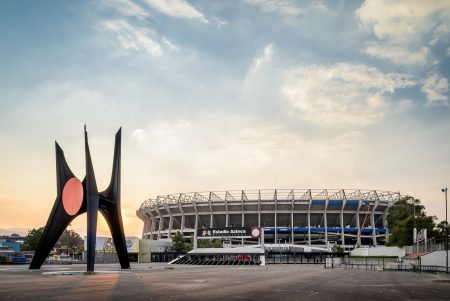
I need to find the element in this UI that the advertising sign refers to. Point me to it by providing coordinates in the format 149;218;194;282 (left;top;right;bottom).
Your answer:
125;237;140;253
84;236;140;253
197;227;261;239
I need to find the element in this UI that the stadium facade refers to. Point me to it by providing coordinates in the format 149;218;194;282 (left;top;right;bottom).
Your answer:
136;189;401;250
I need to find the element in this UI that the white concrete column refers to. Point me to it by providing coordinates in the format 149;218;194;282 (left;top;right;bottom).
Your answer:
141;217;148;239
371;201;379;246
324;194;329;247
241;191;245;227
181;214;185;232
209;192;214;228
154;205;163;240
157;216;163;240
195;214;199;230
341;198;347;250
274;190;278;243
356;200;362;246
225;197;229;227
383;202;391;243
308;197;312;245
168;215;173;238
178;202;186;231
150;212;156;240
291;207;294;244
258;190;261;227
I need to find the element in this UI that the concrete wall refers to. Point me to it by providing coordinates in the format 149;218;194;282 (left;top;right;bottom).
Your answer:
145;239;172;252
138;239;172;263
139;239;151;263
420;251;447;266
351;246;405;258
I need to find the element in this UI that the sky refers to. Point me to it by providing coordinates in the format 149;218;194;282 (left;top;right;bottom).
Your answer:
0;0;449;238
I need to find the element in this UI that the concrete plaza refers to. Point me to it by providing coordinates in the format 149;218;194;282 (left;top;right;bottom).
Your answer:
0;263;449;300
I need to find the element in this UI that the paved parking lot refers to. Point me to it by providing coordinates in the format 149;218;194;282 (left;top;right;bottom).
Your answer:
0;263;450;300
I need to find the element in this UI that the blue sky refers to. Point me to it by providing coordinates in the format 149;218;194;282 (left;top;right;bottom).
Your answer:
0;0;449;236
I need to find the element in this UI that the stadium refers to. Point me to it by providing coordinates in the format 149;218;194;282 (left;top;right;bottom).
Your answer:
137;189;401;251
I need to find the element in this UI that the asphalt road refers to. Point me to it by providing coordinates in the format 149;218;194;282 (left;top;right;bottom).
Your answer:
0;263;449;300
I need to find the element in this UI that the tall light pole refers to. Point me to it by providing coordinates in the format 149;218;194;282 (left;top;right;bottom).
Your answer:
442;188;448;273
410;197;417;253
413;199;416;253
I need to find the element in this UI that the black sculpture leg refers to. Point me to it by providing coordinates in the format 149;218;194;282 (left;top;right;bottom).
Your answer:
84;126;99;273
29;210;76;269
30;143;84;269
100;207;130;269
100;128;130;269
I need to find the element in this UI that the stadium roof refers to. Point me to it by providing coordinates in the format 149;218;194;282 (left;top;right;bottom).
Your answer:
140;189;401;209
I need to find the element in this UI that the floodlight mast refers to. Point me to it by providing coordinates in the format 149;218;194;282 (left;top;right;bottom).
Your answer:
442;188;448;274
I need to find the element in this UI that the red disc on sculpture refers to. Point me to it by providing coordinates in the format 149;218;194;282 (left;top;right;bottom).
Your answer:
62;178;83;216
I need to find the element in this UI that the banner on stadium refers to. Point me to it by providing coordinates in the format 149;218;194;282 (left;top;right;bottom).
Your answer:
197;227;261;239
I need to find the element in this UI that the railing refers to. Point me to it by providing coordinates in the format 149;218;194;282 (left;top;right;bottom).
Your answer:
325;257;400;270
405;241;450;254
326;259;449;274
418;265;449;274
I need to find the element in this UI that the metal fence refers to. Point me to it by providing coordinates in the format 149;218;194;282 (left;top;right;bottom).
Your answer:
325;257;396;270
405;241;450;254
325;257;449;274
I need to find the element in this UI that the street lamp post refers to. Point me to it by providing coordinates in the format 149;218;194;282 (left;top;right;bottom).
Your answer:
410;198;417;253
413;199;416;253
442;188;448;273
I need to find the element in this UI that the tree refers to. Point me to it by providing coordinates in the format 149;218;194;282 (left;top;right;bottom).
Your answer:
387;197;436;247
197;239;212;248
22;227;84;253
172;231;187;253
185;239;193;252
435;221;449;243
55;229;83;254
332;245;344;253
196;239;222;248
387;196;425;230
22;227;44;251
213;240;222;248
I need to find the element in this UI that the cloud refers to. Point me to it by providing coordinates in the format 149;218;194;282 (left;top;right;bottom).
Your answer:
252;44;274;72
430;23;450;46
97;0;150;19
356;0;450;42
421;73;449;104
365;43;429;66
125;114;380;198
131;128;147;143
161;36;178;52
211;17;227;29
395;99;415;112
282;63;417;126
102;19;163;56
244;0;326;17
356;0;450;65
149;119;191;139
143;0;209;23
129;117;306;179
